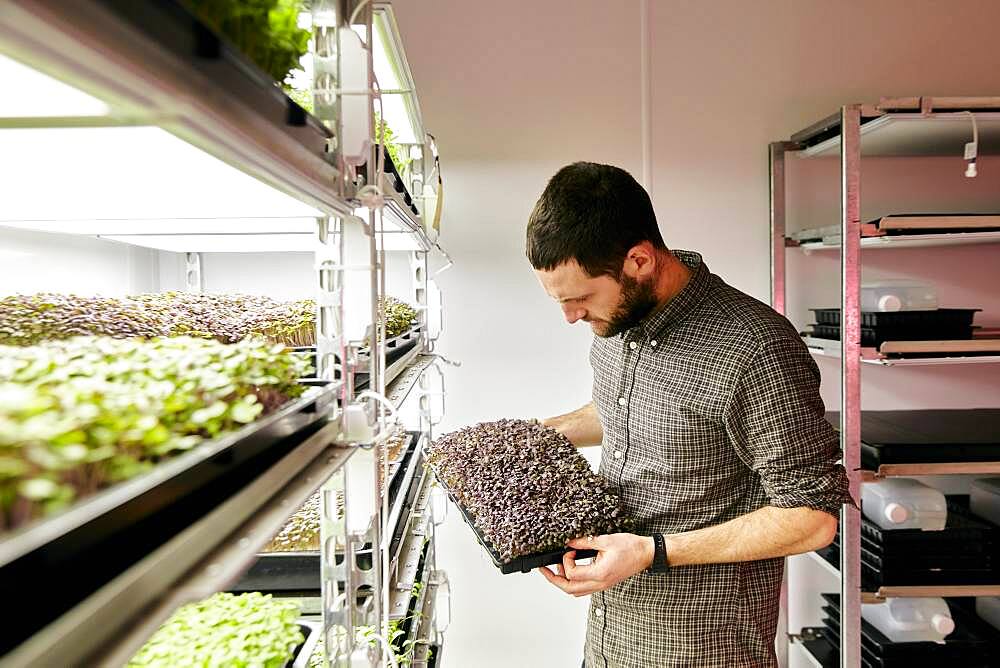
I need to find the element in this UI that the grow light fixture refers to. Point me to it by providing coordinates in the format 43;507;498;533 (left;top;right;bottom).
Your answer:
0;126;324;223
0;54;110;118
100;233;316;253
0;218;318;236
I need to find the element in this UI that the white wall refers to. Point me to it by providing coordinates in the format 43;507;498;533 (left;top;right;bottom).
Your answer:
0;227;158;295
391;1;1000;666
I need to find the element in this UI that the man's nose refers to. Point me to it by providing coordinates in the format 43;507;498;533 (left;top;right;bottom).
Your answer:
562;304;586;324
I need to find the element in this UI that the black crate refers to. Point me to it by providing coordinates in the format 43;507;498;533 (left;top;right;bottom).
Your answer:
821;594;996;667
810;308;980;328
808;323;975;347
862;501;997;555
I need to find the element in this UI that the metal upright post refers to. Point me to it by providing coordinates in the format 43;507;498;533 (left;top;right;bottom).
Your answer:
839;104;863;668
184;252;204;293
768;142;796;317
768;140;789;668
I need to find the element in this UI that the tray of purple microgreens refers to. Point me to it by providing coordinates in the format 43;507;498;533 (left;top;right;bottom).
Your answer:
425;419;631;574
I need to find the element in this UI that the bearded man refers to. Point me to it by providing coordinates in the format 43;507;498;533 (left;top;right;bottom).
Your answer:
527;162;852;668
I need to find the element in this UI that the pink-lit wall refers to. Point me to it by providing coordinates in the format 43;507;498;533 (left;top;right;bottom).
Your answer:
390;1;1000;666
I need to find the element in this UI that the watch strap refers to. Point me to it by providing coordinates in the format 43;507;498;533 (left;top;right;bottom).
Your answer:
650;533;669;573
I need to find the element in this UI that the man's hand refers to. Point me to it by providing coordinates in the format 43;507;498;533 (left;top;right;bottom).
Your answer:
537;533;653;597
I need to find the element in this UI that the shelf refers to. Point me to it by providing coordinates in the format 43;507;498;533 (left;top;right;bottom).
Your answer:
409;571;442;668
384;340;428;388
862;462;1000;480
794;230;1000;251
3;422;354;667
806;550;842;580
792;632;836;668
803;336;1000;366
389;471;434;610
389;538;433;622
0;383;339;651
0;1;352;223
792;109;1000;158
386;354;437;409
862;585;1000;603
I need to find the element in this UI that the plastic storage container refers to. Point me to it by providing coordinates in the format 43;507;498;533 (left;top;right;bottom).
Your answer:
970;478;1000;528
861;478;947;531
861;597;956;644
861;280;938;312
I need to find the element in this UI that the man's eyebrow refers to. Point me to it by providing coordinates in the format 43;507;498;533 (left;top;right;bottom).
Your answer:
558;294;589;304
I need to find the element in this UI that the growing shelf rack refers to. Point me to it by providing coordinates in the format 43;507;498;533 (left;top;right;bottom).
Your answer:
770;96;1000;668
0;1;450;666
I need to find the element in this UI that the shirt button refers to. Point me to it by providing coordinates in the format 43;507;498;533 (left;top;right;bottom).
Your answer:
594;608;604;617
650;340;658;347
614;450;623;460
629;341;637;350
617;396;626;406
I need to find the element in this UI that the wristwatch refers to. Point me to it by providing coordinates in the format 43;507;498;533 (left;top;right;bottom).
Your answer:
649;533;669;573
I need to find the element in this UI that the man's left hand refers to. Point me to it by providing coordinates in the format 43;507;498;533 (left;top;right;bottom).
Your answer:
537;533;654;597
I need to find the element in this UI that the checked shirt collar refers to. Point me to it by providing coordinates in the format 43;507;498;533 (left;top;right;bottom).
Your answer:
624;249;713;344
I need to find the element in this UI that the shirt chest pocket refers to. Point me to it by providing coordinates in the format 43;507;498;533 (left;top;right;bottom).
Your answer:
627;361;736;476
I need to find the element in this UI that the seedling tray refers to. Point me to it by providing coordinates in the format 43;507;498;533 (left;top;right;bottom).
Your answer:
292;325;422;381
233;433;421;593
0;382;338;655
810;308;980;329
290;620;322;668
807;323;975;347
429;474;597;574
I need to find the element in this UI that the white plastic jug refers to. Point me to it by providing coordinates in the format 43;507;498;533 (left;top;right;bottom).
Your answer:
861;280;938;312
861;597;955;644
861;478;947;531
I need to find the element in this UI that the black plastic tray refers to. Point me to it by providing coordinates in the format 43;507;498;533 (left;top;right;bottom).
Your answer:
807;323;975;347
811;308;980;328
799;628;839;668
291;325;423;380
825;410;1000;467
822;500;1000;586
290;620;322;668
232;433;421;593
0;383;337;655
821;594;996;666
439;485;597;574
862;499;997;555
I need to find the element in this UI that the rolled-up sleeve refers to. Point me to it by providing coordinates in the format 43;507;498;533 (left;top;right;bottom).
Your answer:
724;337;853;517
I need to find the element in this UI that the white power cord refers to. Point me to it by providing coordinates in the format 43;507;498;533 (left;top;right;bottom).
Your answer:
964;111;979;178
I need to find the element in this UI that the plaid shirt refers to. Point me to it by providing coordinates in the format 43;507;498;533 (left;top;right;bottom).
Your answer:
585;250;850;668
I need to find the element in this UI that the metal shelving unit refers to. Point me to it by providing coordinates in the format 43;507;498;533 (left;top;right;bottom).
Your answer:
770;96;1000;668
0;0;451;666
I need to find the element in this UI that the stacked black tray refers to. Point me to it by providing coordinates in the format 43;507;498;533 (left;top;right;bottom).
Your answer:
806;308;979;347
818;498;998;587
819;593;998;668
291;324;424;388
232;432;423;593
825;410;1000;469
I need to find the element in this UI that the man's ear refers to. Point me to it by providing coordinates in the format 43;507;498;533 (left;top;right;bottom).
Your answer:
622;242;657;279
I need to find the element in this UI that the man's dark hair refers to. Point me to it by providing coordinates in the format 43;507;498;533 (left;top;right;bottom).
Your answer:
526;162;667;278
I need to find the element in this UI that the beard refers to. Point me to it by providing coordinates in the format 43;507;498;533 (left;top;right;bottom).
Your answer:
591;273;659;338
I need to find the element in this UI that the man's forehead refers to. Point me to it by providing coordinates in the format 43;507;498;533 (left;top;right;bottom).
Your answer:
536;261;601;299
